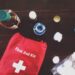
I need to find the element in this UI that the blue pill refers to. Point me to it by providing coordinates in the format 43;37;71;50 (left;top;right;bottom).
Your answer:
33;22;46;36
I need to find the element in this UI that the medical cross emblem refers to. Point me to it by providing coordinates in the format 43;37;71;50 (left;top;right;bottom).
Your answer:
12;60;26;73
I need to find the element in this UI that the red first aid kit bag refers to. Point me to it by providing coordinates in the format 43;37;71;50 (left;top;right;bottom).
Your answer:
0;33;47;75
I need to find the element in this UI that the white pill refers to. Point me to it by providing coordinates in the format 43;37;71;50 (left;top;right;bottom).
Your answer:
53;32;63;42
52;56;60;64
29;11;37;20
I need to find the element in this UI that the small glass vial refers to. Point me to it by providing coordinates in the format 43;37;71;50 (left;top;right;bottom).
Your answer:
33;22;46;36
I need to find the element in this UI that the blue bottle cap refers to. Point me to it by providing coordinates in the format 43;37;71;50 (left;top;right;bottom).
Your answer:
33;22;46;36
0;10;11;22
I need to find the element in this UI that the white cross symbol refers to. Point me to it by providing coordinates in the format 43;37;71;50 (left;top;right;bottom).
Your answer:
12;60;26;73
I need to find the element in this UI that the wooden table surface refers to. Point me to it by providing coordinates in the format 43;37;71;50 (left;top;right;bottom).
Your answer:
0;0;75;75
